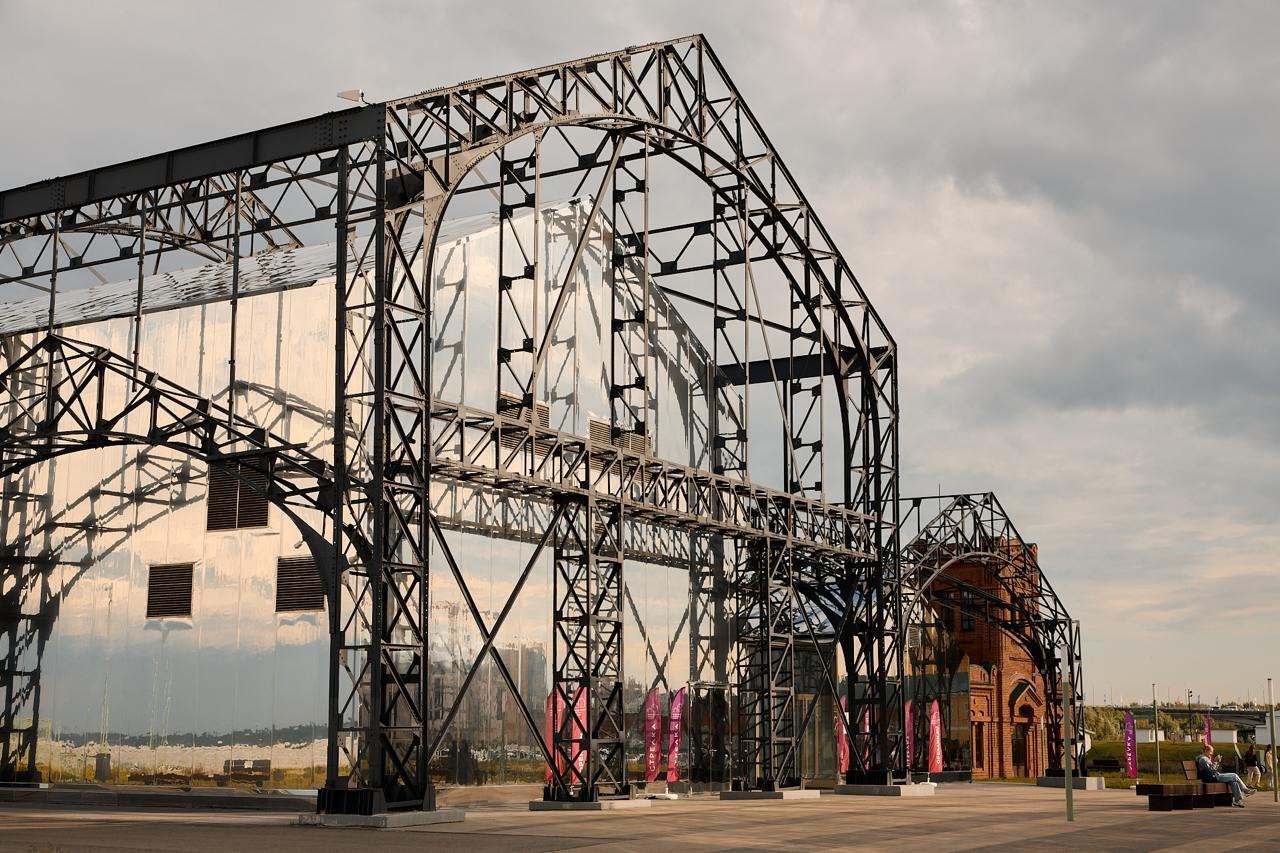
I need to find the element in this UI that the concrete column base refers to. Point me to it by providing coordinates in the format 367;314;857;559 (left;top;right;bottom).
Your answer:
833;783;936;797
529;799;652;811
297;809;465;828
719;789;822;801
1036;776;1106;790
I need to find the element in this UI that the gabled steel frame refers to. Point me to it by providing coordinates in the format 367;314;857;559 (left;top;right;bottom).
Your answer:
0;36;902;809
898;492;1085;773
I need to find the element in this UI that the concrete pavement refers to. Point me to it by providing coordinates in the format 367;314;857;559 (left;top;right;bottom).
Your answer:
1;782;1276;852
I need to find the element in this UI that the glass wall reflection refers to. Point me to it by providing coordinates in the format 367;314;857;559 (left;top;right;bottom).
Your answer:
3;198;857;792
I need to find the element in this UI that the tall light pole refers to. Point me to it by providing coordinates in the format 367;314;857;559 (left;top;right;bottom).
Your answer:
1152;683;1161;782
1268;678;1277;804
1062;628;1077;822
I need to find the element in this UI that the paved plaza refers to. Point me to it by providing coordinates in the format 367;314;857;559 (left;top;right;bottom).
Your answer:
1;783;1276;852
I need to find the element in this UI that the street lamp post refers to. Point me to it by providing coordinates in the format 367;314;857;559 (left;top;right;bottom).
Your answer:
1152;683;1161;782
1268;678;1277;804
1061;625;1079;823
1187;689;1194;744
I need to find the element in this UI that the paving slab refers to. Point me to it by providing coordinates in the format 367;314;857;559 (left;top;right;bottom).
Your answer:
833;782;936;796
528;798;652;811
719;788;822;800
297;808;464;828
2;781;1277;852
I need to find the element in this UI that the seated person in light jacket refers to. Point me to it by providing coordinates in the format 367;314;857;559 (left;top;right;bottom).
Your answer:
1196;744;1253;807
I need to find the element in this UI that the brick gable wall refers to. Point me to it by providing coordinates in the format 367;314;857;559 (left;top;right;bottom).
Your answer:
936;544;1049;779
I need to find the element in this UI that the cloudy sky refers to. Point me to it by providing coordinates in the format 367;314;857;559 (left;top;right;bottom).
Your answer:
2;1;1276;705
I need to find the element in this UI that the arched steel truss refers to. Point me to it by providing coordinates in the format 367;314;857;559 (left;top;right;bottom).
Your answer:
899;493;1085;772
0;36;906;811
0;333;354;783
0;334;344;566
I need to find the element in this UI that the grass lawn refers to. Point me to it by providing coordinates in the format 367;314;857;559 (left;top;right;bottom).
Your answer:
971;741;1277;789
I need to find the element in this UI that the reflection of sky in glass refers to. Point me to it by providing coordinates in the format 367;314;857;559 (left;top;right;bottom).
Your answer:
431;200;729;467
6;198;842;787
9;281;334;785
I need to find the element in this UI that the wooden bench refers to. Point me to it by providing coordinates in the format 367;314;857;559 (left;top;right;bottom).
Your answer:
1091;758;1122;772
1136;761;1233;811
1180;761;1234;808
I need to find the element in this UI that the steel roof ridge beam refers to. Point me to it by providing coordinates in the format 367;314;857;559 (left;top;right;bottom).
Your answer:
0;107;384;223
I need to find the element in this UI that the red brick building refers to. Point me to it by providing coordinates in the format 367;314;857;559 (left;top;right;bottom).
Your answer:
936;542;1050;779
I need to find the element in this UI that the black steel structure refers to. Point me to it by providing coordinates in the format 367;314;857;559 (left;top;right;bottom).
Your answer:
899;493;1086;773
0;36;906;810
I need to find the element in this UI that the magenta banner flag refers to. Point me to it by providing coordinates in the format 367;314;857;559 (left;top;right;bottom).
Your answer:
859;707;871;766
572;687;588;778
1205;714;1212;746
644;688;663;782
544;692;554;784
905;700;914;770
928;699;944;773
666;687;687;783
1123;711;1138;778
835;696;850;774
544;690;565;785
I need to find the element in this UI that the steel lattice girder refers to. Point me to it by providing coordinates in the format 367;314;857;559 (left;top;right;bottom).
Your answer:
0;334;360;783
898;492;1085;772
0;335;338;539
733;538;800;788
0;333;351;591
0;35;904;805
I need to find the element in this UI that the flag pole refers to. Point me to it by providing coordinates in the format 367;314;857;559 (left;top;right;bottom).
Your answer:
1152;683;1161;782
1268;678;1277;803
1063;640;1074;822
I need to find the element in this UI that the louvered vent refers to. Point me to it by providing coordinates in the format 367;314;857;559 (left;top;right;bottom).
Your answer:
206;462;238;530
206;460;270;531
588;418;651;454
146;563;194;618
275;556;325;612
498;393;551;449
618;429;651;455
588;418;611;445
906;626;923;649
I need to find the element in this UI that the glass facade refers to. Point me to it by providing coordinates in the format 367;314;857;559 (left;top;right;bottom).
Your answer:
3;201;812;791
904;621;972;773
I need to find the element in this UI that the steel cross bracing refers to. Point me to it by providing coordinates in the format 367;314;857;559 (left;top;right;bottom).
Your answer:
898;493;1085;773
0;449;203;783
0;333;363;783
0;35;901;806
0;329;322;783
733;536;800;789
0;334;345;570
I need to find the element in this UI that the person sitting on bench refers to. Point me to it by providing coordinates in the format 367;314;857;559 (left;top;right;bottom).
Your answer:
1196;744;1254;807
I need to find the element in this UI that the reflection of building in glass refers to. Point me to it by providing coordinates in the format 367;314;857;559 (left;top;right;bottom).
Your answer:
0;201;739;790
904;620;972;775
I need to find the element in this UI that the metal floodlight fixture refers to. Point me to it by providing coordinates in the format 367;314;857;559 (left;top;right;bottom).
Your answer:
336;88;366;105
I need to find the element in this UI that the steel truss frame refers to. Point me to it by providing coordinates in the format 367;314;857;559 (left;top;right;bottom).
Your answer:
0;334;327;783
0;35;903;808
898;493;1085;773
